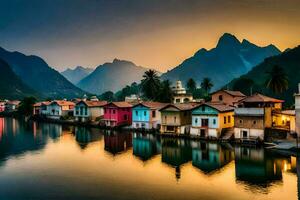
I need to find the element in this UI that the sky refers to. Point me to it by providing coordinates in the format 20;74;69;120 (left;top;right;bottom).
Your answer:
0;0;300;72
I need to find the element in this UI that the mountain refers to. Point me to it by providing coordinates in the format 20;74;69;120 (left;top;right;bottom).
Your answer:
227;45;300;106
77;59;148;94
161;33;281;89
61;66;94;85
0;47;85;98
0;58;39;99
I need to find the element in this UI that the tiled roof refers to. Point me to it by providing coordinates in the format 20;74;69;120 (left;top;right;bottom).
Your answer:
211;89;246;97
133;101;168;110
107;102;133;108
273;109;295;116
237;93;284;103
6;100;21;105
204;102;235;112
51;100;75;106
33;101;51;107
160;102;200;111
78;100;107;107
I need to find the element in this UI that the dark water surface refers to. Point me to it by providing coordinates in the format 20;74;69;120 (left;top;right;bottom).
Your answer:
0;117;299;200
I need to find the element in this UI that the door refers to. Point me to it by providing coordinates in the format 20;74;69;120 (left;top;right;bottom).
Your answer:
201;119;209;127
242;130;248;138
200;129;206;137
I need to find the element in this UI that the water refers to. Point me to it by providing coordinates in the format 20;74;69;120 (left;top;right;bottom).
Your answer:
0;117;299;200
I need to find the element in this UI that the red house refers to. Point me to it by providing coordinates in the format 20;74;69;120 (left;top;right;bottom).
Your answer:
102;102;133;127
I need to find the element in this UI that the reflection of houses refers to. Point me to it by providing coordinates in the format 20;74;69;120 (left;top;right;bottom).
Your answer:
172;81;193;104
132;102;167;130
191;141;234;174
104;131;132;154
74;100;107;122
234;146;282;188
102;102;132;127
211;90;246;106
75;127;103;149
160;103;198;134
234;93;284;141
161;138;192;179
132;133;161;161
190;102;234;138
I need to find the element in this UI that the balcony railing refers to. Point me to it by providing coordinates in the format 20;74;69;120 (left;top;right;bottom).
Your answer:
234;108;264;116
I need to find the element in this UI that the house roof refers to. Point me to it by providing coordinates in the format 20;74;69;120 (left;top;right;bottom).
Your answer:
273;109;295;116
237;93;284;104
199;102;235;112
106;101;133;108
159;103;199;111
77;100;107;107
33;101;51;107
6;100;21;105
50;100;75;106
133;102;168;110
211;89;246;97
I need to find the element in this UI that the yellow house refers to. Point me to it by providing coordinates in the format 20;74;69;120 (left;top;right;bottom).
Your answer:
272;110;296;133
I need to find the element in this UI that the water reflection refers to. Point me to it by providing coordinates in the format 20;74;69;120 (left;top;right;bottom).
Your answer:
104;130;132;155
132;133;161;161
0;117;299;200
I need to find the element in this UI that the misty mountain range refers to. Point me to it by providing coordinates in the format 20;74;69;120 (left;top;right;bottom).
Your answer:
0;32;296;102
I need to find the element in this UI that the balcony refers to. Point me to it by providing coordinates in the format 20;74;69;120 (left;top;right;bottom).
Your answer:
234;108;264;116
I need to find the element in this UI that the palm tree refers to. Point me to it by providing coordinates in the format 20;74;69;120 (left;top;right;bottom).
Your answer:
141;69;161;100
265;65;289;94
201;77;213;96
156;80;174;103
186;78;196;93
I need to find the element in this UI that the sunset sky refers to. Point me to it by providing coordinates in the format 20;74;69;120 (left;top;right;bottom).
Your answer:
0;0;300;72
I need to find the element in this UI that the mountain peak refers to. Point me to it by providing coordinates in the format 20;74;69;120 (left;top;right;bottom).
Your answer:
216;33;240;48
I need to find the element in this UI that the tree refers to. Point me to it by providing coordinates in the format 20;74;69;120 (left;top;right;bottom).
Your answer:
18;96;37;116
201;78;213;96
186;78;196;93
233;78;255;96
265;65;289;94
156;80;173;103
141;69;160;100
99;91;114;102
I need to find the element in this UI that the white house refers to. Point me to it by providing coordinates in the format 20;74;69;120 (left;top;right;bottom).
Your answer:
74;100;107;122
46;100;75;119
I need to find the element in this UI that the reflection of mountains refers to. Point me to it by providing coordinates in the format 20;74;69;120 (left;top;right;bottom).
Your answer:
104;130;132;155
0;118;63;167
191;141;234;174
132;133;161;161
74;127;103;149
234;147;284;192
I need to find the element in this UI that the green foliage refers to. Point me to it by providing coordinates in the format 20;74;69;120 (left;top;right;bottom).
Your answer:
156;80;174;103
141;70;161;100
201;77;214;97
99;91;115;102
18;96;37;116
232;78;255;96
186;78;196;93
265;65;289;94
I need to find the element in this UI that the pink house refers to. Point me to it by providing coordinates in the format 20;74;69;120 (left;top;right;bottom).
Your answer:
102;102;132;127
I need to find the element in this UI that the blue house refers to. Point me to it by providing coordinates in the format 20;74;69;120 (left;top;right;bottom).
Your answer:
132;102;167;130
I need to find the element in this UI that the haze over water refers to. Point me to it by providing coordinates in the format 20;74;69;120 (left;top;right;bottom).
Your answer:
0;117;298;200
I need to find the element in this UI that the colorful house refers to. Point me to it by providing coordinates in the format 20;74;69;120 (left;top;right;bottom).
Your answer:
211;90;246;106
5;100;21;112
74;100;107;122
234;93;284;141
159;103;198;134
272;110;296;133
190;102;234;138
46;100;75;119
132;102;167;130
33;101;51;115
102;102;132;127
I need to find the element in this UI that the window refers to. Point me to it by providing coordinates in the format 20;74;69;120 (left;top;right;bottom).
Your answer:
202;106;205;111
165;116;167;122
113;109;116;114
152;110;156;118
104;108;106;114
84;107;88;115
253;120;256;125
239;119;243;124
144;111;146;116
135;110;138;116
124;114;128;120
176;99;180;103
228;116;231;123
213;119;216;125
224;116;226;124
174;116;177;123
195;118;198;124
219;95;223;101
